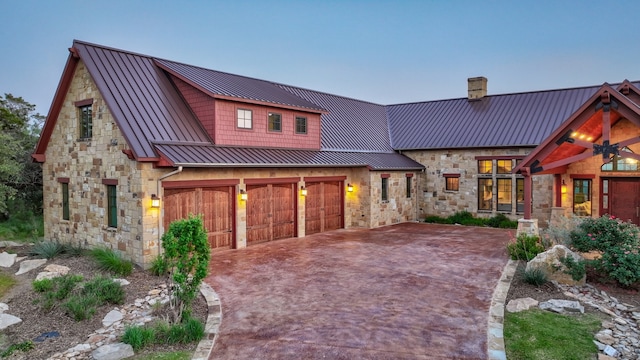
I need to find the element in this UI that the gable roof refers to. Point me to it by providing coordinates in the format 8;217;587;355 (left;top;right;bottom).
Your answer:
386;82;640;150
514;82;640;175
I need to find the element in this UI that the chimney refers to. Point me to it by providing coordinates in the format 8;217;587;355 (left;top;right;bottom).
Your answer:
468;76;487;100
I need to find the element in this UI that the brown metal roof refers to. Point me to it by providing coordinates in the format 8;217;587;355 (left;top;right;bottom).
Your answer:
74;40;211;159
387;82;640;150
155;144;424;171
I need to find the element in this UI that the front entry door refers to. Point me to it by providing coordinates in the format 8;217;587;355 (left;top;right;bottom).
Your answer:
609;178;640;225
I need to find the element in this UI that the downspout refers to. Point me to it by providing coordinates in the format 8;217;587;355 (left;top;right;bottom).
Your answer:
156;166;183;256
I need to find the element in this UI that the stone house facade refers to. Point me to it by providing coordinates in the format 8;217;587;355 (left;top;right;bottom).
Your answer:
33;40;640;267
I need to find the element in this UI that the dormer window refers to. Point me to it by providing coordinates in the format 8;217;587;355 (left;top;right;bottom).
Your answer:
295;116;307;134
237;108;252;129
268;112;282;132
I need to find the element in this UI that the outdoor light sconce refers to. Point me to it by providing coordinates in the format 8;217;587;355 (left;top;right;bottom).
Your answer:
561;180;567;194
151;194;161;208
240;189;248;201
300;186;307;196
347;183;354;192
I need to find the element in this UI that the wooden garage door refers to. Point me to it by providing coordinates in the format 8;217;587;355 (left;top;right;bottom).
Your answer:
247;183;296;244
163;187;234;249
305;181;343;235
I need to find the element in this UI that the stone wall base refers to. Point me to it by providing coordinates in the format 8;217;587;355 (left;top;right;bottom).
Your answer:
516;218;539;237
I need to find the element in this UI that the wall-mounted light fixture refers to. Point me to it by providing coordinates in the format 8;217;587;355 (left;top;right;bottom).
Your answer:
300;186;307;196
347;183;354;192
240;189;248;201
151;194;161;208
561;180;567;194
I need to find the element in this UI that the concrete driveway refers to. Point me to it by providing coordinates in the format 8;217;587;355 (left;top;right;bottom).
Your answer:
205;222;511;359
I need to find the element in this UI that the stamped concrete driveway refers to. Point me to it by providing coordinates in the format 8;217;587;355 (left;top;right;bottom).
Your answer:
206;222;510;359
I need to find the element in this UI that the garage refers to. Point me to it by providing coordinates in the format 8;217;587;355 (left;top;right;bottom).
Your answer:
163;183;235;250
246;180;297;244
305;177;344;235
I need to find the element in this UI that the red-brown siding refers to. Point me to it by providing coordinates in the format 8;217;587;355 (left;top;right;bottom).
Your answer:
172;76;216;140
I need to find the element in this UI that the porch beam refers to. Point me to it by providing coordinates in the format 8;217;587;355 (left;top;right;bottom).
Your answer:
534;152;594;173
524;170;532;220
617;136;640;148
618;151;640;162
602;108;611;144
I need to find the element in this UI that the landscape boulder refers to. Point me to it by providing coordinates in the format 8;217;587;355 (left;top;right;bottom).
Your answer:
506;297;539;313
525;245;586;286
539;299;584;314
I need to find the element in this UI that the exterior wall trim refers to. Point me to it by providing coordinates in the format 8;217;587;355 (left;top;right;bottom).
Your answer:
244;177;300;185
442;173;461;178
380;173;390;178
74;98;94;107
162;179;240;189
570;174;596;179
101;179;118;185
475;155;526;160
57;177;70;183
303;175;347;182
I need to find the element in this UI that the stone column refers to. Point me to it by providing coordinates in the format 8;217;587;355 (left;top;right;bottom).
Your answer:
236;184;247;249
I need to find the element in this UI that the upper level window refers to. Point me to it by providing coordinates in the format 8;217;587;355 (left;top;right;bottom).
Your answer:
601;147;638;172
444;174;460;191
295;116;307;134
79;104;92;139
237;109;252;129
497;159;513;174
268;112;282;132
478;160;492;174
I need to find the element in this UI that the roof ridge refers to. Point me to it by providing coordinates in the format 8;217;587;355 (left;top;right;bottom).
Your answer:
275;83;385;107
73;39;158;60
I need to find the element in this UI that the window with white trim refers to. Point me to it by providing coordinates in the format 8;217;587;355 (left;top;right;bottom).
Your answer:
237;109;252;129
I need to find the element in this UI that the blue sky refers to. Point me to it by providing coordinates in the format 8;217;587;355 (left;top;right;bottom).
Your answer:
2;0;639;116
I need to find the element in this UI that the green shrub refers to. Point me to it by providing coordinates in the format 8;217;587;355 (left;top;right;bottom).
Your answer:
150;255;169;276
30;241;65;259
559;256;586;282
62;243;85;257
507;233;544;261
82;276;125;305
424;215;451;224
64;294;99;321
122;325;156;351
522;268;548;286
32;278;54;292
486;213;509;228
569;215;639;252
53;274;84;300
162;215;210;323
449;211;474;224
90;248;133;276
181;316;205;343
0;340;34;358
598;244;640;287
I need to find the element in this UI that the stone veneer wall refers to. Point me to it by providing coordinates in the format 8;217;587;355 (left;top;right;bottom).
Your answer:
560;119;640;219
404;148;555;227
43;61;148;265
368;171;420;227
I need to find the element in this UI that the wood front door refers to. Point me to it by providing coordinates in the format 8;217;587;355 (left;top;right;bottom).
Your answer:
305;181;343;235
246;183;296;244
163;187;234;249
609;178;640;225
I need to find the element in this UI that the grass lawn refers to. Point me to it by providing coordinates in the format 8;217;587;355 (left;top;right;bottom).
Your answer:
131;351;192;360
0;273;16;298
504;309;601;360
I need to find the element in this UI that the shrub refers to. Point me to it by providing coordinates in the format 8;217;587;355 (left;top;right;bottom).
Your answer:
598;243;640;287
32;278;54;292
449;211;474;224
162;215;210;324
559;256;586;282
62;243;85;257
82;276;125;305
424;215;451;224
542;214;583;247
486;213;509;228
122;325;156;351
0;340;34;358
30;241;65;259
64;294;99;321
569;215;639;252
522;268;548;286
507;233;544;261
90;247;133;277
150;255;169;276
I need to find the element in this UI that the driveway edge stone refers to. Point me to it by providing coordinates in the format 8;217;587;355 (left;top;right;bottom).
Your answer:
487;259;518;360
192;282;222;360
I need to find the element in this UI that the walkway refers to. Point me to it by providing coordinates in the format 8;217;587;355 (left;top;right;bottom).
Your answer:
205;223;511;359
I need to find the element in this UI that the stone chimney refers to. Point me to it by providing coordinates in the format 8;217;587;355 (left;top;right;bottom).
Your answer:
468;76;488;100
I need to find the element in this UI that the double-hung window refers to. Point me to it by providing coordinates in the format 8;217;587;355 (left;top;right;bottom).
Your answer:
75;99;93;139
295;116;307;134
237;109;252;129
268;112;282;132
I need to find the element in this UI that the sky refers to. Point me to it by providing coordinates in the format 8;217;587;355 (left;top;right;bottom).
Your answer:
1;0;640;116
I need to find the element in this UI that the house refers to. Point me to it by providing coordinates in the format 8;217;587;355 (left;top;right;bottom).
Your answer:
32;40;640;267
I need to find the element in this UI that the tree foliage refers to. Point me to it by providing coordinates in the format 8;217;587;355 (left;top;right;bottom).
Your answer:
0;93;44;218
161;215;210;324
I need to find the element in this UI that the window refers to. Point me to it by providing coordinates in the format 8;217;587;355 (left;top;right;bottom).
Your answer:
381;177;389;201
478;160;492;174
573;179;592;216
497;159;512;174
444;174;460;191
497;178;512;211
406;176;412;198
295;116;307;134
79;105;92;139
268;112;282;132
478;178;493;210
602;179;609;213
516;178;524;213
62;183;69;221
601;147;638;172
107;185;117;227
237;109;252;129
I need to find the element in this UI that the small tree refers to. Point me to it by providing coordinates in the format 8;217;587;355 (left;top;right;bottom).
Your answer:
161;215;210;323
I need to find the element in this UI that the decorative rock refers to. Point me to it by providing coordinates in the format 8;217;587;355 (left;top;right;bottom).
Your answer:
15;258;47;275
0;252;17;267
112;278;130;286
0;303;9;313
92;342;134;360
506;297;539;313
603;344;619;357
36;271;63;281
0;313;22;330
594;340;606;351
539;299;584;314
526;245;586;285
71;343;91;352
0;241;24;248
102;310;124;327
43;264;70;275
596;332;616;345
598;354;617;360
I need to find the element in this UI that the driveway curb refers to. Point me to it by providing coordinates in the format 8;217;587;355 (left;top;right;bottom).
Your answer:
192;282;222;360
487;259;518;360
